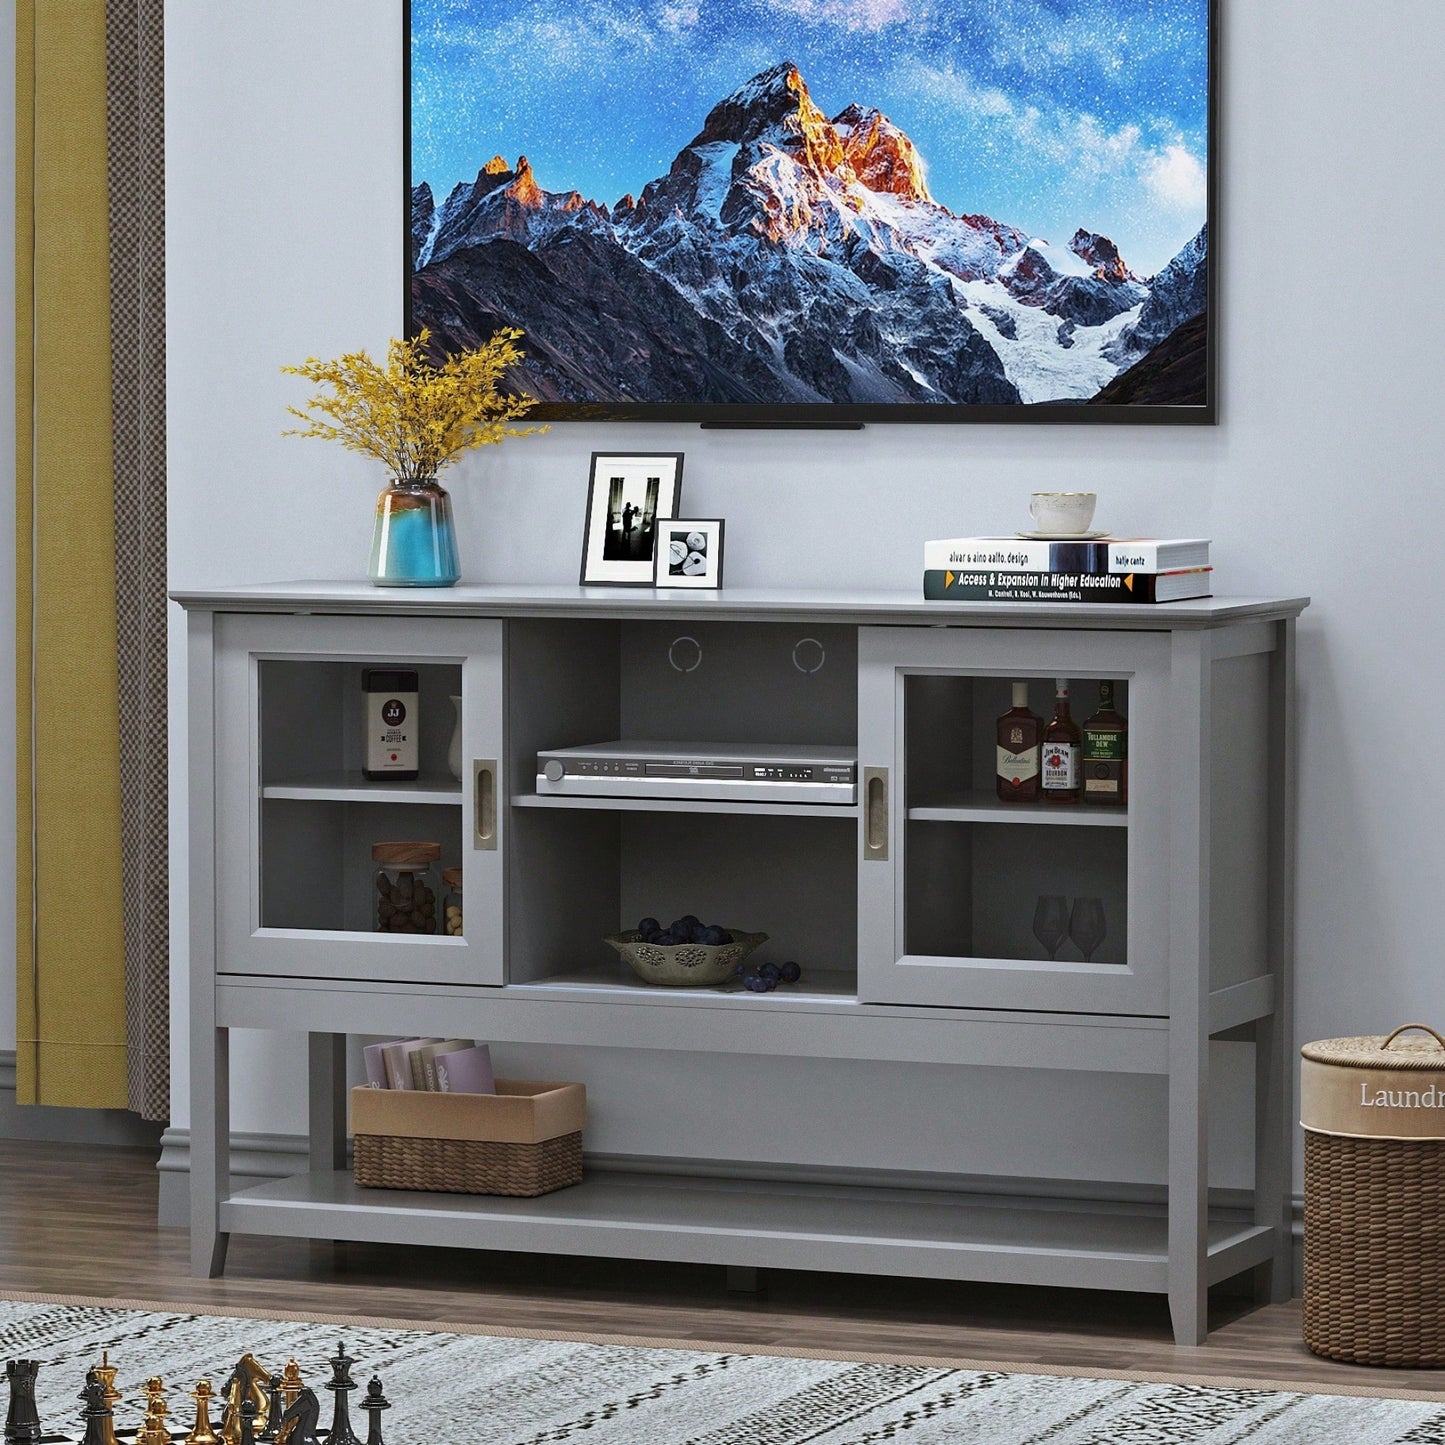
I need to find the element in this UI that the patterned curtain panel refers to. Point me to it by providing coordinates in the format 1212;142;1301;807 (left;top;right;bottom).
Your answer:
106;0;169;1122
14;0;169;1118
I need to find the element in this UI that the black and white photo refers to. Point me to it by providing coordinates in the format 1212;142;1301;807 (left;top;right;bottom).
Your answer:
579;452;683;585
655;518;725;589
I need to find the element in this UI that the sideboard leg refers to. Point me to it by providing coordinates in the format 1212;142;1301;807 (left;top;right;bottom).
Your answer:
726;1265;760;1293
190;1020;231;1278
1255;619;1298;1303
308;1032;349;1174
1167;632;1211;1347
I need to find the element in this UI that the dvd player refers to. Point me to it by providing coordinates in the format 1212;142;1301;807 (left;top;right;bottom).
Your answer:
535;741;857;804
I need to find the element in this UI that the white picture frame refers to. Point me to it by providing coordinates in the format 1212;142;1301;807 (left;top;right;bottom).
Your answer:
654;518;725;589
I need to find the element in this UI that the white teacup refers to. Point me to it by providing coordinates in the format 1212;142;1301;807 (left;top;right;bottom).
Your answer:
1028;492;1097;534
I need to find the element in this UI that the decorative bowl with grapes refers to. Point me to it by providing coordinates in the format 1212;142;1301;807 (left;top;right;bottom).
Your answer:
604;928;768;987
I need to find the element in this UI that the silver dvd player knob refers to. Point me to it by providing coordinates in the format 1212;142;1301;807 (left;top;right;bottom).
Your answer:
542;759;566;782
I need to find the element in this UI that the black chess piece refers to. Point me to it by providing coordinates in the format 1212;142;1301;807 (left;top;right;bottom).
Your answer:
322;1343;361;1445
278;1387;323;1445
4;1360;43;1445
256;1375;285;1442
78;1371;111;1445
238;1397;258;1445
360;1377;389;1445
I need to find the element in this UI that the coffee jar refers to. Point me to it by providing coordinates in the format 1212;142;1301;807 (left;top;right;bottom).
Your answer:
373;841;440;934
441;866;464;937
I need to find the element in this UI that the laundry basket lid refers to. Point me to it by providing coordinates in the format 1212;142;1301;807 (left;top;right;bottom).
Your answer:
1302;1024;1445;1140
1302;1023;1445;1070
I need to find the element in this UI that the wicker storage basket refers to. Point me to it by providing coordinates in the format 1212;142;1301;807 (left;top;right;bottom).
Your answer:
1301;1023;1445;1366
351;1080;585;1197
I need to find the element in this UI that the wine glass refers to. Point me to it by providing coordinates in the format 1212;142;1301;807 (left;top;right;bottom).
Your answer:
1069;897;1107;962
1032;895;1069;960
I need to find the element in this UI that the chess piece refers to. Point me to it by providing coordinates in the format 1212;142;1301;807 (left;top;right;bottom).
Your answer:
276;1388;322;1445
4;1359;43;1445
237;1399;257;1445
322;1343;361;1445
255;1377;284;1443
185;1380;221;1445
278;1363;303;1415
360;1378;389;1445
138;1377;172;1445
94;1352;122;1445
78;1371;112;1445
221;1357;271;1445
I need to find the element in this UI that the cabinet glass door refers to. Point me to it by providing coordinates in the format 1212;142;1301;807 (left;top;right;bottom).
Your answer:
858;626;1170;1015
213;612;504;986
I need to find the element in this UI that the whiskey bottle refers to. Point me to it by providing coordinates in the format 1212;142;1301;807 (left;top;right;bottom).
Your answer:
995;682;1043;803
1041;678;1082;803
1082;680;1128;805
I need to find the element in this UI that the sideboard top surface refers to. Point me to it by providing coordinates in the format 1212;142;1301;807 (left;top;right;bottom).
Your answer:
172;581;1308;631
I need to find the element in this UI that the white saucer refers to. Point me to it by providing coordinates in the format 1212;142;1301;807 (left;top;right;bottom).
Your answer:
1016;529;1112;540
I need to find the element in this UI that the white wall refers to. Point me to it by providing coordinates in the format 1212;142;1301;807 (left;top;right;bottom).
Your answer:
159;0;1445;1195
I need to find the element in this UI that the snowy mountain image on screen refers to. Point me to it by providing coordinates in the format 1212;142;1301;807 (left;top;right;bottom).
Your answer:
409;62;1207;408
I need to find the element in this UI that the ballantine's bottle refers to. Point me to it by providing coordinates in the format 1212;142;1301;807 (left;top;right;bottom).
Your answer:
1041;678;1082;804
995;682;1043;803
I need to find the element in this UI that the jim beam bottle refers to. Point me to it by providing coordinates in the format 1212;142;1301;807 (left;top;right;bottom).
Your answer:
1082;680;1128;805
1041;678;1082;804
363;668;420;781
995;682;1043;803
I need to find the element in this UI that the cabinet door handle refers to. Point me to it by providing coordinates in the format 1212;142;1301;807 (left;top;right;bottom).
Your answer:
472;759;497;850
863;766;889;862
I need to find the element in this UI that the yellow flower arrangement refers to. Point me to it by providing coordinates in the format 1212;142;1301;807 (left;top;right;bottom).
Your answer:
282;327;546;482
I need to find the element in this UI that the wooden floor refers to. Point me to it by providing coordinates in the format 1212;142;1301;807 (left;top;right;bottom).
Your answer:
2;1139;1441;1399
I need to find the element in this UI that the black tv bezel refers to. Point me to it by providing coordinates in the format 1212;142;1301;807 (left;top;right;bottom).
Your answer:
403;0;1218;427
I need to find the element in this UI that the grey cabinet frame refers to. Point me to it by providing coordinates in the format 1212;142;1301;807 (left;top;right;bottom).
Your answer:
179;584;1305;1345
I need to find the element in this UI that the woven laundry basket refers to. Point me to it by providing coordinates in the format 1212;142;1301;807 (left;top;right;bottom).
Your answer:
1301;1023;1445;1366
351;1080;585;1198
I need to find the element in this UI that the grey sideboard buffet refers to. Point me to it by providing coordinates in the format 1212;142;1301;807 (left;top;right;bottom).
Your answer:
176;582;1307;1345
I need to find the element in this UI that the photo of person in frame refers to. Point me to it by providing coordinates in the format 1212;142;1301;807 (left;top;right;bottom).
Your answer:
602;475;660;561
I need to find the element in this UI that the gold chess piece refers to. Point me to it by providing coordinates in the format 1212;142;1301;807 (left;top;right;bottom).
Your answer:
185;1379;221;1445
274;1360;304;1445
221;1355;271;1445
93;1352;122;1445
279;1362;303;1412
139;1376;172;1445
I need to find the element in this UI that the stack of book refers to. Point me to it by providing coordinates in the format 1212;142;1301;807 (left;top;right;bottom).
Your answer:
361;1036;496;1093
923;536;1212;604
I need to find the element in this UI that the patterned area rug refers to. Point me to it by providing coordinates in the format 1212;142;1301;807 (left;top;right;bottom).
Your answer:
2;1296;1443;1444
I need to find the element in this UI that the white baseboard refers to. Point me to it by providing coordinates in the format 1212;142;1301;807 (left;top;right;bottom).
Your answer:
0;1049;165;1149
154;1124;1305;1294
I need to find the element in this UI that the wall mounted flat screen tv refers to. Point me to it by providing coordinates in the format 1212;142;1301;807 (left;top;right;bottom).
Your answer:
406;0;1215;424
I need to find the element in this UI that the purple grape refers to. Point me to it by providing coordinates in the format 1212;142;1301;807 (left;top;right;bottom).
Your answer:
779;960;801;983
638;917;660;936
700;926;726;946
758;962;781;982
743;973;770;992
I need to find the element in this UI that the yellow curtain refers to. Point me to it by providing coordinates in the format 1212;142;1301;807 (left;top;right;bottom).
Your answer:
15;0;129;1107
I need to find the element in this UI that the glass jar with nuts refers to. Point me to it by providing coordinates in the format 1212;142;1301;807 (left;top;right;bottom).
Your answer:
373;841;441;934
441;866;463;937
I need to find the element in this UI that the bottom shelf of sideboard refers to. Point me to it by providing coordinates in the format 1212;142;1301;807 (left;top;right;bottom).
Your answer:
219;1169;1276;1295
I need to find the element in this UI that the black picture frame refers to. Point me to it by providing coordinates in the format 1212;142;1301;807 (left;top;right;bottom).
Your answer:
579;452;685;586
655;519;726;590
405;0;1217;426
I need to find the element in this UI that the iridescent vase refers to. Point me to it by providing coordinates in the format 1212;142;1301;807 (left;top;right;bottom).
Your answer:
368;478;460;587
